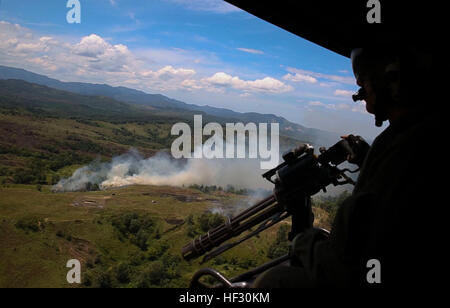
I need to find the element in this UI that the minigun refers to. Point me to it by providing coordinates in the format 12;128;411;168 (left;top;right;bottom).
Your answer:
182;139;360;288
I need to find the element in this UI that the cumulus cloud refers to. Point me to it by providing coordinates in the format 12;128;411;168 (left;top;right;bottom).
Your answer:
204;72;293;94
70;34;142;74
0;22;56;56
141;65;196;80
181;79;203;90
180;72;294;94
0;22;140;77
27;56;58;71
73;34;111;57
0;21;199;92
0;21;294;96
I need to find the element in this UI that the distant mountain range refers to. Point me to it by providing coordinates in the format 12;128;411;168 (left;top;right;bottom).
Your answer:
0;65;340;146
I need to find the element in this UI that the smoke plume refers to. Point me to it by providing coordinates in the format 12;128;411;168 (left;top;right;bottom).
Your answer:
53;139;355;197
52;148;273;192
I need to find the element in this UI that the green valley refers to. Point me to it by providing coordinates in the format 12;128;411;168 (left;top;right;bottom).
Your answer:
0;74;344;288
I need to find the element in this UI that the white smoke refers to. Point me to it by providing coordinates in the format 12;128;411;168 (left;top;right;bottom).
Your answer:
52;148;273;192
53;140;356;196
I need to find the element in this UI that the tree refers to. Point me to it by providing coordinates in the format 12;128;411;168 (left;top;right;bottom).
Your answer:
226;185;236;194
146;261;166;285
267;224;291;259
136;229;149;251
51;174;60;185
97;272;113;288
198;213;225;232
136;261;167;287
116;263;131;284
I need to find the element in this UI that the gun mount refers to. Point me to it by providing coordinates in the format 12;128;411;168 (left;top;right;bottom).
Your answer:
182;139;360;287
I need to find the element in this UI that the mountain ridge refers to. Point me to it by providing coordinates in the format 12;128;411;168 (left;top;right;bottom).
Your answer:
0;65;340;145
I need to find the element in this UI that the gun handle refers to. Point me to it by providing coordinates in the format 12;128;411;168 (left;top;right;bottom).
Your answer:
288;197;313;241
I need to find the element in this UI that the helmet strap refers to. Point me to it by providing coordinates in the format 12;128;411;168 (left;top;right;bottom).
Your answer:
374;105;388;127
373;80;391;127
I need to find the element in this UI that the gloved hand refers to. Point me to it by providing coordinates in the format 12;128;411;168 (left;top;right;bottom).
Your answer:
290;228;330;267
274;184;314;240
340;134;370;167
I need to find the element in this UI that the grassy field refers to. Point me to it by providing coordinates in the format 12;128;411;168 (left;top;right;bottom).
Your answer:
0;183;333;288
0;183;335;288
0;105;338;288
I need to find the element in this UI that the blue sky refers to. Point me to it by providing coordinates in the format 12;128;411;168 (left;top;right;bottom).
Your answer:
0;0;385;139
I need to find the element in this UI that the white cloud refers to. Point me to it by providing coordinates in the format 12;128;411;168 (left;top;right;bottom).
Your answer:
237;48;264;55
0;22;56;56
204;72;293;94
181;79;203;90
0;22;197;91
286;67;355;85
141;66;196;81
308;101;339;110
334;89;354;97
27;56;58;71
71;35;138;74
0;21;292;97
180;72;293;94
308;101;326;107
283;72;318;83
308;100;365;113
351;102;367;114
73;34;111;57
0;21;384;139
15;42;49;53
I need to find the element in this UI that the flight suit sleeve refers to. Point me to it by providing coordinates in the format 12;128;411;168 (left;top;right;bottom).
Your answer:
291;191;375;287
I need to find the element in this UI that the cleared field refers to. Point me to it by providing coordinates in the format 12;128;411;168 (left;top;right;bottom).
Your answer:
0;102;335;288
1;184;319;288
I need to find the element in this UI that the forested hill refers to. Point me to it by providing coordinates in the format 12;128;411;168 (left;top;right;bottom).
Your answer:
0;65;340;146
0;79;189;123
